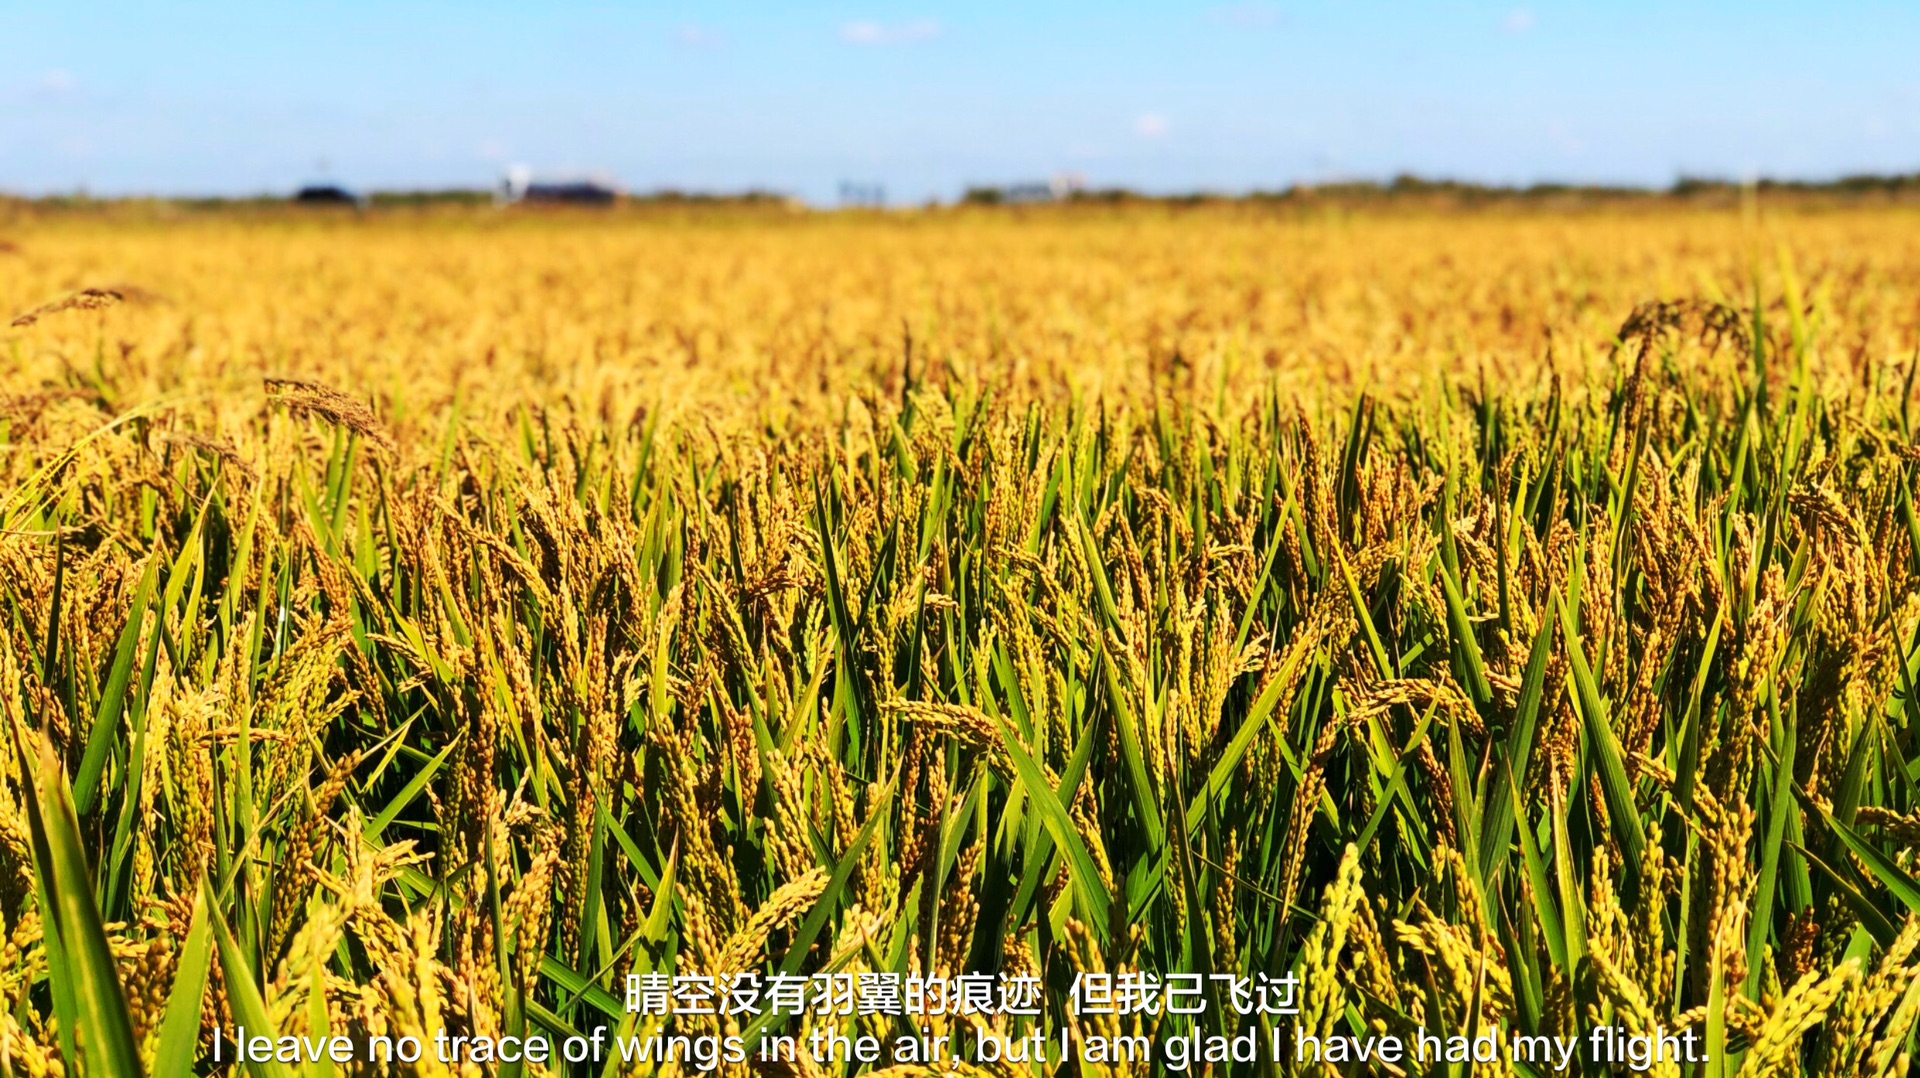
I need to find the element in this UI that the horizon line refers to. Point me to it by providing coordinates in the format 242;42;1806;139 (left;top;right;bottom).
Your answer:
9;169;1920;208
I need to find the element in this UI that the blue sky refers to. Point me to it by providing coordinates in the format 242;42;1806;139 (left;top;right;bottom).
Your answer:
4;2;1918;202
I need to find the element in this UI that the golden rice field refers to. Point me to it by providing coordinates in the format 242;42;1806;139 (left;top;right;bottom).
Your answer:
3;203;1920;1076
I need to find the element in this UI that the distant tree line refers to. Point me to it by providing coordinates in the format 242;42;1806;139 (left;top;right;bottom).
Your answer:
11;172;1920;215
960;171;1920;207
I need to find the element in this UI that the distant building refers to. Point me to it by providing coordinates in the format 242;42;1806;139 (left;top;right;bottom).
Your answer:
518;181;618;205
961;171;1090;206
500;166;620;205
839;181;886;208
1002;183;1054;204
293;183;363;207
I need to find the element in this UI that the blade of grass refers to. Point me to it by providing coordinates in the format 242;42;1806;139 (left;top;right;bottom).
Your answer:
1558;593;1645;871
153;882;215;1078
206;873;295;1078
1479;605;1554;884
73;558;157;816
18;732;145;1078
991;716;1113;931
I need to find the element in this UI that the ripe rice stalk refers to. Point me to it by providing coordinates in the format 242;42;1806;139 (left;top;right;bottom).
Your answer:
0;205;1915;1076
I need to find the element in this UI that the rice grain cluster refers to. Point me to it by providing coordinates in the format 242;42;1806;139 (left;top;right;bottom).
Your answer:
1;204;1918;1076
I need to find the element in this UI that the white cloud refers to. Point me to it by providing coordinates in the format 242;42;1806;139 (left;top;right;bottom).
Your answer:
676;23;723;49
839;18;942;46
14;69;84;106
1209;3;1280;28
1135;112;1170;139
1502;8;1535;34
1547;120;1584;155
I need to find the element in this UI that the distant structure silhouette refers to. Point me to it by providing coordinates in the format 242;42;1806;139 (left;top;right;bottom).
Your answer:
293;183;363;207
838;181;886;208
500;165;620;206
961;172;1088;205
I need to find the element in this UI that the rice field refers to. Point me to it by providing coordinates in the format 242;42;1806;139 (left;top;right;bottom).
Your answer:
3;202;1920;1076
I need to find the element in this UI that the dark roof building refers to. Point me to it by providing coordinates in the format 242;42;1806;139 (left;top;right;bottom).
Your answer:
500;167;621;205
520;181;617;204
294;184;363;206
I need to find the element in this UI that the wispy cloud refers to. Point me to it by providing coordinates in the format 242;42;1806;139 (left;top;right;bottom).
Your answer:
1547;119;1584;155
675;23;724;49
1501;8;1535;34
1134;111;1170;139
839;18;942;46
11;69;86;106
1209;3;1280;28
